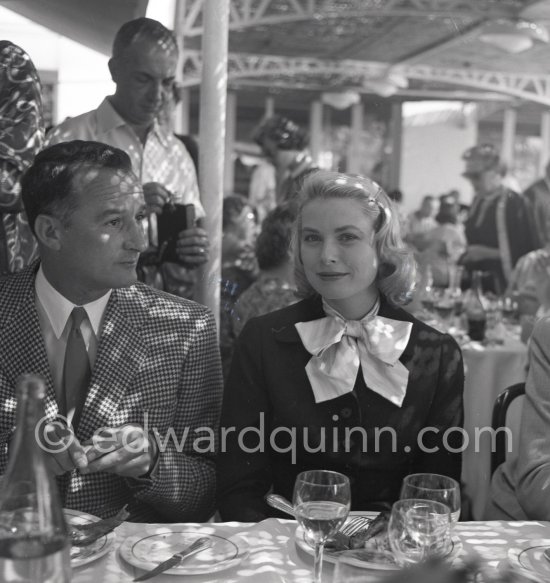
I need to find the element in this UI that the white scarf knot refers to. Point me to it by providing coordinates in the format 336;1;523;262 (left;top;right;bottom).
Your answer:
295;299;412;407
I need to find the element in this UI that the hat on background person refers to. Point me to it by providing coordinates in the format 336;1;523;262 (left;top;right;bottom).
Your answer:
462;143;507;177
252;115;309;151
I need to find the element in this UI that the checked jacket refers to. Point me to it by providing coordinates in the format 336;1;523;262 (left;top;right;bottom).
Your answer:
0;263;223;522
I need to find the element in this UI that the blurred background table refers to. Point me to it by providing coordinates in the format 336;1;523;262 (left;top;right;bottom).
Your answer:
461;335;528;520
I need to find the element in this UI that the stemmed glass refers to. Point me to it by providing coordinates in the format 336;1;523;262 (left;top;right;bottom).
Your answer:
388;499;451;567
400;473;461;524
293;470;351;583
433;288;455;332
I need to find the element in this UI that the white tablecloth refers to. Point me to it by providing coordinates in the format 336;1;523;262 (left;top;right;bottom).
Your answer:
72;518;550;582
461;336;528;520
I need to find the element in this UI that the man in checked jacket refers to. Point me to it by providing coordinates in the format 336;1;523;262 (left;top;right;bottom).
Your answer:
0;141;223;522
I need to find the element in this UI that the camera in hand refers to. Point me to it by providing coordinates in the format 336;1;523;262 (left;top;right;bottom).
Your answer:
157;203;195;264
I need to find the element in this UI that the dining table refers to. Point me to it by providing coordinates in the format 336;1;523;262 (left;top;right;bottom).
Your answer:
71;517;550;582
418;313;529;521
460;333;528;520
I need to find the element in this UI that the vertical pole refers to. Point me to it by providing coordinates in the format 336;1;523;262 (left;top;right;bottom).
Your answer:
501;107;517;168
540;110;550;176
178;88;190;135
388;102;402;190
173;0;187;134
347;101;363;173
195;0;229;326
265;96;275;117
224;91;237;195
309;100;323;165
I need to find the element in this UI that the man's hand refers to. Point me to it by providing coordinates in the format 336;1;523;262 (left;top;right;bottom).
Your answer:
38;421;89;476
460;244;500;264
143;182;172;215
81;424;157;478
175;226;209;267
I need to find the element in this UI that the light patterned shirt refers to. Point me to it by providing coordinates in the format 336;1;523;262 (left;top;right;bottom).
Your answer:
45;97;204;216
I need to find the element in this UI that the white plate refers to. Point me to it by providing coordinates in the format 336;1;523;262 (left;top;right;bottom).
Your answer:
65;509;115;568
508;538;550;582
120;530;249;576
295;514;462;571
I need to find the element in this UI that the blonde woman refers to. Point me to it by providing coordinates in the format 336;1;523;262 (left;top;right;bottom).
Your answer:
217;171;464;522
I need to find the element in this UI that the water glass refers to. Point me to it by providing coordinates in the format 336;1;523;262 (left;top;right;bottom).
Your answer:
400;473;460;524
293;470;351;583
388;499;451;567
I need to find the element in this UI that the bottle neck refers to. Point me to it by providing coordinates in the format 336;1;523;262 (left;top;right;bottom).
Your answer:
471;271;484;295
5;392;48;479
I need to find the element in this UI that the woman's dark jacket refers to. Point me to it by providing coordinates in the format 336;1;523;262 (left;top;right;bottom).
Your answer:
217;295;464;521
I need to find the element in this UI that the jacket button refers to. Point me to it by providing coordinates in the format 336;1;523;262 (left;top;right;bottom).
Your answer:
340;407;352;418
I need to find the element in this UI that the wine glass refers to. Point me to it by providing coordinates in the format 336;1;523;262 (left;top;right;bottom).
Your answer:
400;473;461;524
388;499;451;567
433;289;455;332
293;470;351;583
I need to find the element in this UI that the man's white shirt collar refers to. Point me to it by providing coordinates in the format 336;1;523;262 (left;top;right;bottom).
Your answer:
99;97;169;147
35;265;112;339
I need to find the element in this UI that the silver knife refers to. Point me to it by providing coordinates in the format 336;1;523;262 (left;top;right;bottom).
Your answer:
133;536;212;582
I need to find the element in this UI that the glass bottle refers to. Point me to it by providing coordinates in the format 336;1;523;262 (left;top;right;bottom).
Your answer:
420;264;435;313
464;270;487;341
0;374;71;582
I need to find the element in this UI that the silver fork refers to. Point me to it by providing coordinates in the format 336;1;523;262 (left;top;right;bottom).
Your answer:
264;494;371;536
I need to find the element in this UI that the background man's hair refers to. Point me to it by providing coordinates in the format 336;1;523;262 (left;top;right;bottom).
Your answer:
112;17;177;59
21;140;133;234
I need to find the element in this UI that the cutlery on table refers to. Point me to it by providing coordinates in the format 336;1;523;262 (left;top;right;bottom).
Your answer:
70;505;129;546
133;536;212;582
265;493;296;517
264;493;371;544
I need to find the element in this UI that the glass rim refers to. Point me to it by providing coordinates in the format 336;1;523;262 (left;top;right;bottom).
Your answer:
393;498;451;514
402;473;460;492
295;469;350;486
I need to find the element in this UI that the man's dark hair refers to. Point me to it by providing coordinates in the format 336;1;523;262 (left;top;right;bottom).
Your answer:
256;204;297;270
112;17;177;59
21;140;133;235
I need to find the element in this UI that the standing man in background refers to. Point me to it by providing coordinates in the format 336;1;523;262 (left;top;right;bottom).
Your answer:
459;144;537;293
46;17;209;299
523;160;550;248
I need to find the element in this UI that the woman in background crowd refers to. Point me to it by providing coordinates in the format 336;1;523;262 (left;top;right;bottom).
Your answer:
219;195;259;377
417;196;466;288
233;203;298;337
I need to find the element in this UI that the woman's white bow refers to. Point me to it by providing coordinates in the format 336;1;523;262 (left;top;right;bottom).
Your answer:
295;302;412;407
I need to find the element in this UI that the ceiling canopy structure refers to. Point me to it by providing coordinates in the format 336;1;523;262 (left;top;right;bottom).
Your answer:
180;0;550;105
2;0;550;105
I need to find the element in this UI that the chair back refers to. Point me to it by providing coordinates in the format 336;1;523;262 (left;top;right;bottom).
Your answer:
491;382;526;475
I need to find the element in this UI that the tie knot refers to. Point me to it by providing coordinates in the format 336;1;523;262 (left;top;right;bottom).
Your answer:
71;307;88;329
344;320;364;339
